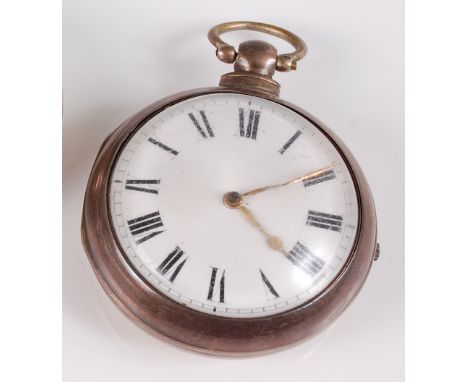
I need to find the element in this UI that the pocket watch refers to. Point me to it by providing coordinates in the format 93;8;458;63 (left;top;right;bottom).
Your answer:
82;21;378;355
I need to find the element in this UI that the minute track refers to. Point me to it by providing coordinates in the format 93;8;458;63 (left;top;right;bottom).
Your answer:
107;92;360;318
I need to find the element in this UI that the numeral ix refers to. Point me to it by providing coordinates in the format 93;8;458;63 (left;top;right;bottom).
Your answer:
239;108;261;139
127;211;164;245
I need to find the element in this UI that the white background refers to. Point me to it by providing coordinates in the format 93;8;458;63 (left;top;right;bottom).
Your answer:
63;1;404;381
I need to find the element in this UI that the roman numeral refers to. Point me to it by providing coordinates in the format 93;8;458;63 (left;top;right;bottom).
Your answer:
148;138;179;156
287;242;325;276
303;169;336;187
125;179;160;194
307;210;343;232
259;269;279;299
207;267;225;303
279;130;302;154
127;211;164;245
188;110;214;139
239;108;261;139
156;246;188;282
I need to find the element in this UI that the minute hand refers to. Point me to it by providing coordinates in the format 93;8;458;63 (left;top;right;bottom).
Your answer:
242;165;334;197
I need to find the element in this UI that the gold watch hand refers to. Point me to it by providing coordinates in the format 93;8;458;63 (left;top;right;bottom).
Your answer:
242;165;334;197
237;205;288;256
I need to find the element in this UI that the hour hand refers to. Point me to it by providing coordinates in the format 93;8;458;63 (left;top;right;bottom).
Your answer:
237;204;288;257
223;191;287;255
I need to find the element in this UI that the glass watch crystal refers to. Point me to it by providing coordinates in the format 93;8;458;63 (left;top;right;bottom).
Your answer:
109;93;359;318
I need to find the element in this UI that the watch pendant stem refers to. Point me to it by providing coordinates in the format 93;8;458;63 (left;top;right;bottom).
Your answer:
219;40;281;96
208;21;308;97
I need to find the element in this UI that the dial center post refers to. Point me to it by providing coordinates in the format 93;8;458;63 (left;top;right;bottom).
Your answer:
223;191;243;209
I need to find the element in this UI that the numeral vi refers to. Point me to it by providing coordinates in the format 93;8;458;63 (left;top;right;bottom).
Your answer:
207;267;225;303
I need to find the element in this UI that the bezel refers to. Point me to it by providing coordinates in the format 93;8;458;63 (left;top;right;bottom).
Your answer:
81;87;378;354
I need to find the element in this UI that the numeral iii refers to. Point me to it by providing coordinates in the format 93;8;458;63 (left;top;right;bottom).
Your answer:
127;211;164;245
307;210;343;232
239;108;261;139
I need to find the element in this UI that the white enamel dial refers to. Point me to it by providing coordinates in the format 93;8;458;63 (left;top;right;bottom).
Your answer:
109;93;359;318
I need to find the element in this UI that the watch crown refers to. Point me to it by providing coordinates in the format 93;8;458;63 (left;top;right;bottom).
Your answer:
208;21;308;97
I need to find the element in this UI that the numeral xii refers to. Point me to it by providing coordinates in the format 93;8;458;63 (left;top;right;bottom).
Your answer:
239;108;261;139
